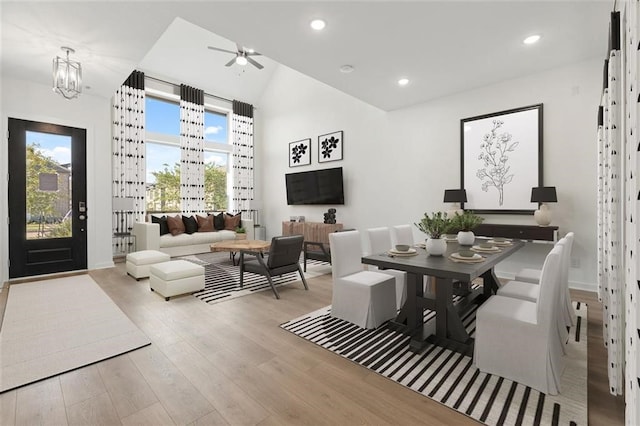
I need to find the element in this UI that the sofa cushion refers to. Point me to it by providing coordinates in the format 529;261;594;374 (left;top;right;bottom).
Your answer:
224;212;241;231
213;212;225;230
152;215;170;236
196;214;214;232
159;230;236;248
167;215;185;236
182;215;198;234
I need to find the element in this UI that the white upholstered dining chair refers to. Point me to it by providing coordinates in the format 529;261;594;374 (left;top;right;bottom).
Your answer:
367;227;407;310
391;224;415;246
329;230;397;329
474;245;565;395
391;224;435;293
498;234;574;350
513;232;576;330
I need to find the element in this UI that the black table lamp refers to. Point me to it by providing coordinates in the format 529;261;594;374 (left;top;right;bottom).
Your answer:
444;189;467;218
530;186;557;226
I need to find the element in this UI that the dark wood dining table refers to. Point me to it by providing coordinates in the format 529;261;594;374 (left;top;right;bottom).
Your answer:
361;238;524;355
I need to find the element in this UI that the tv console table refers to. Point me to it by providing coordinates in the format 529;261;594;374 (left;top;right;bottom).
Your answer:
473;223;558;242
282;221;344;244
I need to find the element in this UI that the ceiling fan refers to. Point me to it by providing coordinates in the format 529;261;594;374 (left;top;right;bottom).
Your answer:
207;44;264;69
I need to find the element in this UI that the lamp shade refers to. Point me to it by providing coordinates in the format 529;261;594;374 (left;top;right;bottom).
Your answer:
530;186;557;203
443;189;467;203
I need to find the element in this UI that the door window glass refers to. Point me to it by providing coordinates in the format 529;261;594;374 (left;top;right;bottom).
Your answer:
25;131;72;239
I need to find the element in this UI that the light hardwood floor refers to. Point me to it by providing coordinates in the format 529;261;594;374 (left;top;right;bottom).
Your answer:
0;265;625;425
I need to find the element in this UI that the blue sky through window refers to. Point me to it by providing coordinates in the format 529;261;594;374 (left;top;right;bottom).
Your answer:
145;97;229;184
26;131;71;164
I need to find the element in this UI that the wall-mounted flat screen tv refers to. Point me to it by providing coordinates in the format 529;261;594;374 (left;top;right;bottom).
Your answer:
285;167;344;205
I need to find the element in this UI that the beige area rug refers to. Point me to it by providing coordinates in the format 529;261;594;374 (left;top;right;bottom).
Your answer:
0;275;150;393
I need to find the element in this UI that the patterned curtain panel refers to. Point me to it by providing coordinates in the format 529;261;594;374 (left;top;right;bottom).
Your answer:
112;70;146;233
623;1;640;422
598;10;624;398
179;85;205;214
231;100;254;214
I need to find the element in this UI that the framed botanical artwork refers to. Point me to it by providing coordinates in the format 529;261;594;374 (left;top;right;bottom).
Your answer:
289;138;311;167
461;104;543;214
318;131;343;163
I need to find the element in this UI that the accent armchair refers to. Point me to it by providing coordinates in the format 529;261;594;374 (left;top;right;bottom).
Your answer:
239;235;308;299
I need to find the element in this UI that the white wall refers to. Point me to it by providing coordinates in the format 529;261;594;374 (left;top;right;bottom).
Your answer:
1;77;114;286
258;58;602;290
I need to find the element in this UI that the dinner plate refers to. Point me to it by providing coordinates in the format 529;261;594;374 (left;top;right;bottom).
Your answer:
487;239;512;246
451;252;482;260
389;248;417;255
472;245;500;252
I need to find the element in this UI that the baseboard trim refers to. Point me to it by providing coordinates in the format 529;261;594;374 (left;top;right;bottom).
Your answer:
8;270;89;285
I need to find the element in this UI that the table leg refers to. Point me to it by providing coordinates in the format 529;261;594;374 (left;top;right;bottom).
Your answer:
421;277;473;355
391;272;423;332
435;277;452;339
481;268;500;297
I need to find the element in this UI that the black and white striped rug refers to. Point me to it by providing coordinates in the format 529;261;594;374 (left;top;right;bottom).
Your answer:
179;252;331;305
281;301;587;426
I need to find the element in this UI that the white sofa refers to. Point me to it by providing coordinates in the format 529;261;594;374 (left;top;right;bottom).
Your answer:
133;218;254;257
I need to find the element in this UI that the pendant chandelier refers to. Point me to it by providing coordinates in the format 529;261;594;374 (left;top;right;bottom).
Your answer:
52;47;82;99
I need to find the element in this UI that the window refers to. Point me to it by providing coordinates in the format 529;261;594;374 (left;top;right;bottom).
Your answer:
204;109;230;211
145;93;231;213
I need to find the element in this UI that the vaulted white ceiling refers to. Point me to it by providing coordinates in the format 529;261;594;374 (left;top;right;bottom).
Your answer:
1;1;612;111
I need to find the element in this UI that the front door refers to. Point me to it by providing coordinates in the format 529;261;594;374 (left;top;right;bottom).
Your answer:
8;118;87;278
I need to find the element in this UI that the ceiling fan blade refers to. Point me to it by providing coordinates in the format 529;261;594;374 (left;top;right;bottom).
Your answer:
208;46;236;55
246;56;264;69
224;57;237;67
237;43;244;53
246;51;261;56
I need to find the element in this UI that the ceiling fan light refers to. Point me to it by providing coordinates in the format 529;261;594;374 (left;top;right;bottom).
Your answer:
235;55;248;66
398;78;409;86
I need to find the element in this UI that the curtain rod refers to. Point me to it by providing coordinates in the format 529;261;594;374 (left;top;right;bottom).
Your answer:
144;75;233;104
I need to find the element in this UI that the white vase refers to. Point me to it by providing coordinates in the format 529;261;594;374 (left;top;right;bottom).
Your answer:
457;231;475;246
426;237;447;256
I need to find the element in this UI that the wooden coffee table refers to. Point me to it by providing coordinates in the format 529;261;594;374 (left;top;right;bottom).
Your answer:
210;239;271;266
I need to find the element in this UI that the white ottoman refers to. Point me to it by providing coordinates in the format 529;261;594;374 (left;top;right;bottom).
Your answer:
126;250;171;280
149;260;205;301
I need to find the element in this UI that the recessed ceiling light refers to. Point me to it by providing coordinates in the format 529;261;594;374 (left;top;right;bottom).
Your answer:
340;65;354;73
310;19;326;31
398;78;409;86
523;34;541;45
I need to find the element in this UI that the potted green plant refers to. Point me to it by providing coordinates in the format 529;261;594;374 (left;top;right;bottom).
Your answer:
235;226;247;240
415;211;453;256
450;210;484;245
